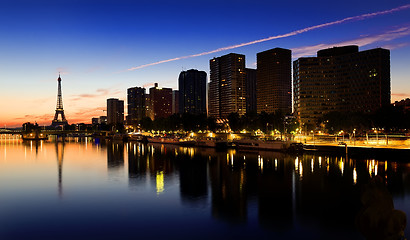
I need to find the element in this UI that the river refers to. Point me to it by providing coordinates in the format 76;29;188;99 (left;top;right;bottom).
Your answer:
0;137;409;239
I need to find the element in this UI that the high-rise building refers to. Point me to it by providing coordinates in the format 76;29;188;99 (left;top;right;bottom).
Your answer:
127;87;146;125
107;98;124;125
172;90;179;114
178;69;207;115
256;48;292;114
293;45;390;126
145;93;151;119
92;118;99;125
209;53;246;118
245;68;257;114
99;116;107;124
149;83;172;120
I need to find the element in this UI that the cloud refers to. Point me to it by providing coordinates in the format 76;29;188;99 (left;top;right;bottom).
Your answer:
292;25;410;58
70;88;119;101
143;83;156;88
127;4;410;71
85;66;102;73
380;42;409;50
392;93;410;97
56;67;69;76
391;93;410;102
58;106;107;124
12;114;55;126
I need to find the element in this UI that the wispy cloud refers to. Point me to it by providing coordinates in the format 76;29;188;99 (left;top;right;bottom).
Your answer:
69;107;107;123
127;4;410;71
292;25;410;58
392;93;410;97
70;88;121;101
392;93;410;102
56;67;69;76
12;114;55;126
380;42;409;50
85;66;102;73
143;83;156;88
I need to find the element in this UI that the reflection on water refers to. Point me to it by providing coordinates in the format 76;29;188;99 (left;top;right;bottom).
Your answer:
0;136;409;239
56;142;64;198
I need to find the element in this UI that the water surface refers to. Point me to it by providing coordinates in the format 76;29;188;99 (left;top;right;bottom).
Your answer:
0;137;409;239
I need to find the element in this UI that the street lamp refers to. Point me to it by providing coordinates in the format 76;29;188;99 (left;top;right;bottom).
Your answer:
353;129;356;146
311;130;315;146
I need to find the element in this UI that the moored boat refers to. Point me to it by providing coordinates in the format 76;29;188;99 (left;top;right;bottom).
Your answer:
148;136;180;144
179;137;196;146
196;139;217;148
234;139;289;151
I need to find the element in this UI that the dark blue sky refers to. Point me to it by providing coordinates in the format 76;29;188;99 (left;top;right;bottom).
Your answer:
1;0;410;126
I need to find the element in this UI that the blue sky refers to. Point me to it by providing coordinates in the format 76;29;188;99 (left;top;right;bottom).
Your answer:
1;0;410;126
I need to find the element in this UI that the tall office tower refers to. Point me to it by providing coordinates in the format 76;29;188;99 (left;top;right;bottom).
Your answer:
293;45;390;126
172;90;179;114
107;98;124;125
149;83;172;120
145;93;151;119
208;53;246;118
245;68;257;114
256;48;292;114
178;69;207;115
127;87;146;126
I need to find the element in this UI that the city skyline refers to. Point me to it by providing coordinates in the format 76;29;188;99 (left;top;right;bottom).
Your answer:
1;0;410;127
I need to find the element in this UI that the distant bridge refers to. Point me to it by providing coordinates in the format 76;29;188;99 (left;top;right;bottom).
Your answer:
0;129;105;136
0;129;20;134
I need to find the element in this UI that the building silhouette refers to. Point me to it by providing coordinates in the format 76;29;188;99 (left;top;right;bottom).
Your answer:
172;90;179;114
149;83;172;120
245;68;257;114
92;117;99;125
256;48;292;114
145;93;151;119
394;98;410;113
209;53;246;118
127;87;146;125
178;69;207;115
293;45;391;126
107;98;124;125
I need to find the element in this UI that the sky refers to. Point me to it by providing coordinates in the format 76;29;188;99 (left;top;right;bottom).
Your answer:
1;0;410;127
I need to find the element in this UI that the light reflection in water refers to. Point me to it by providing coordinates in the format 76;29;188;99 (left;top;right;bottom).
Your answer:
311;158;314;173
375;163;378;176
353;167;357;184
274;158;278;171
0;140;409;239
156;171;164;194
327;158;330;173
295;157;299;172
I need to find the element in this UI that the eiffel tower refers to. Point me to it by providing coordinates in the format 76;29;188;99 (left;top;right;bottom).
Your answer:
51;74;68;127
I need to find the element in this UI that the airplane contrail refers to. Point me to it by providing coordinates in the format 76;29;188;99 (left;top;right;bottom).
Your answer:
128;4;410;71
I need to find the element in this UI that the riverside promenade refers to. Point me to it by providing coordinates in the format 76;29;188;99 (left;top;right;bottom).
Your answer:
301;135;410;159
